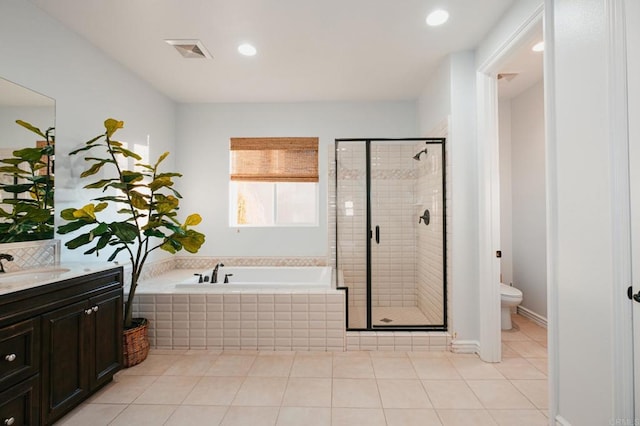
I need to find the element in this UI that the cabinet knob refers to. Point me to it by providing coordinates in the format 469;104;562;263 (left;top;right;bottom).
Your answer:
85;308;93;315
92;306;99;312
4;354;16;362
4;417;15;426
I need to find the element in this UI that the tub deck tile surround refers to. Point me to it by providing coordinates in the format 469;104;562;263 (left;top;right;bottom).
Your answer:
131;258;453;352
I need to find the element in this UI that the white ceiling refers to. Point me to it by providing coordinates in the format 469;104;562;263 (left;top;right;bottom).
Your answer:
30;0;516;103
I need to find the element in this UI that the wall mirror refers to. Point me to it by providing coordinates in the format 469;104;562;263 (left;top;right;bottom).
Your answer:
0;77;55;242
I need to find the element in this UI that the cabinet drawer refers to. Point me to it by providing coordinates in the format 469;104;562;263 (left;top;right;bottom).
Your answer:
0;375;39;426
0;319;39;391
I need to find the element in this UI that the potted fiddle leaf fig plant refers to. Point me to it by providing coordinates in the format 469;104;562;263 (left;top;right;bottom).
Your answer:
0;120;54;242
58;118;205;367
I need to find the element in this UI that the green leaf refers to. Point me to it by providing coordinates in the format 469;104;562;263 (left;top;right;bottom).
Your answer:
104;119;124;138
176;229;206;253
1;184;33;194
69;144;101;155
84;179;117;189
130;192;149;210
143;228;165;238
156;195;179;214
149;176;173;192
57;220;91;234
155;152;170;168
80;162;105;178
65;233;92;249
15;120;46;138
107;246;127;262
113;147;142;160
13;147;44;162
121;171;144;183
91;222;109;236
110;222;139;242
60;208;76;221
160;238;181;254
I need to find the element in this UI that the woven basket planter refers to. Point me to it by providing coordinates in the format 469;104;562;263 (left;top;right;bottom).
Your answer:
122;317;150;368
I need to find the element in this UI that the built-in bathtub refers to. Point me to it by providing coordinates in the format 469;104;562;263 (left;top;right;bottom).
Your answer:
176;266;333;290
131;265;346;351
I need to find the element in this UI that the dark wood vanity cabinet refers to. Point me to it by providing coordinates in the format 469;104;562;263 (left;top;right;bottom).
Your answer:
0;267;123;426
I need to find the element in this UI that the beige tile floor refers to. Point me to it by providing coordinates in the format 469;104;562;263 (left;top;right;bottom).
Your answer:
57;315;548;426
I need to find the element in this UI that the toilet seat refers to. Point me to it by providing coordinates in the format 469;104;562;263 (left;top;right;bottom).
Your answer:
500;283;522;298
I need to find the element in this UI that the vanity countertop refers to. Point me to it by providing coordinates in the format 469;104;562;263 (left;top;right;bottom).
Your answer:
0;262;123;296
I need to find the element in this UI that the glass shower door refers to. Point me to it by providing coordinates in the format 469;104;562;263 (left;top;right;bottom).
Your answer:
335;138;447;330
335;141;368;329
370;141;426;327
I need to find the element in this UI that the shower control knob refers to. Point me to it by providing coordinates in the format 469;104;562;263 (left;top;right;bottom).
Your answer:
634;291;640;303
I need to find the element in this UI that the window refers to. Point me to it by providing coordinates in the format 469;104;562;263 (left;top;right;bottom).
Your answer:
229;137;319;226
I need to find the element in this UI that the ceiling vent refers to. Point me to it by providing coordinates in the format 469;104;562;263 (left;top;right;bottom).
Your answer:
165;39;212;59
497;73;519;82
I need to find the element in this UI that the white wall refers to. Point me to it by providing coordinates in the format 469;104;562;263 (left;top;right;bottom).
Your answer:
510;80;546;318
548;0;623;423
175;101;417;257
449;51;480;344
0;1;176;262
418;58;451;135
418;51;479;343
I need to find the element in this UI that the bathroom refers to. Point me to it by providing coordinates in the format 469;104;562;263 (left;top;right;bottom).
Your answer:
0;0;638;425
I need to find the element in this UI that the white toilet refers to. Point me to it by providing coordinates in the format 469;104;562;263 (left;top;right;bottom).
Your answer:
500;283;523;330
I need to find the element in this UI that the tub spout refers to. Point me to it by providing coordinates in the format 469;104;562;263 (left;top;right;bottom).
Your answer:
0;253;14;273
211;263;224;283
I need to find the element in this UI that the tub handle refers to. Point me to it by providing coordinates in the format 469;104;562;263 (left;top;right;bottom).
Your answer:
193;273;203;283
223;273;233;284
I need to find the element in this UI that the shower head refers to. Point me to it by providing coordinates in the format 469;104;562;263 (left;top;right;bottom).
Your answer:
412;148;428;161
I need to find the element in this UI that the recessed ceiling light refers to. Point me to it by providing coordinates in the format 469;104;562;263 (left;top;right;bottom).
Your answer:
532;41;544;52
238;43;257;57
165;39;212;59
426;9;449;27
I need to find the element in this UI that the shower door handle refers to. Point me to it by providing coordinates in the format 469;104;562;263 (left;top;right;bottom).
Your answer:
375;226;380;244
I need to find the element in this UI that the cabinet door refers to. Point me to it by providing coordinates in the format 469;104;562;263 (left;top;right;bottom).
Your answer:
88;289;122;390
41;300;89;424
0;375;40;426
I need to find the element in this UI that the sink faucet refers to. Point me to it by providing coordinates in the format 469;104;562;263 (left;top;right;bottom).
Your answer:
0;253;14;273
211;263;224;283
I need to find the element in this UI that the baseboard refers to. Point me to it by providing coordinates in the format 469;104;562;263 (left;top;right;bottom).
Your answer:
555;415;571;426
451;339;480;354
517;306;548;328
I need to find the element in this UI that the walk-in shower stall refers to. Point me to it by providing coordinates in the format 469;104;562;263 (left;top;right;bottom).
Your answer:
333;138;447;330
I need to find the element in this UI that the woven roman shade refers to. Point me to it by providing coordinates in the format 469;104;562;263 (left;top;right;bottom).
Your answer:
230;137;319;182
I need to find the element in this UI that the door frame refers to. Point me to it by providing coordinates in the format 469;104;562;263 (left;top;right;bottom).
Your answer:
476;5;544;363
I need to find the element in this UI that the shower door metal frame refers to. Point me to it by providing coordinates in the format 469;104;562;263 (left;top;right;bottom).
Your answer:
335;137;448;331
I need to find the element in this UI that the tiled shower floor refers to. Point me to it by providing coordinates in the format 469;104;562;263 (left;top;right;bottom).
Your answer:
57;314;548;426
349;306;432;328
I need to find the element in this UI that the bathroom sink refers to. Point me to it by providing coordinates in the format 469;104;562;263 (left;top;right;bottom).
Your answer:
0;267;71;284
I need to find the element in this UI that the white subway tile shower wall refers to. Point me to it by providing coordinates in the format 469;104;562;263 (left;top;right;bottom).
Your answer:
370;142;418;308
416;142;446;324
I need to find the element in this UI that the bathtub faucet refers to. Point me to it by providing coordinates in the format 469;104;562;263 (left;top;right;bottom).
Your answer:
211;263;224;283
0;253;14;273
